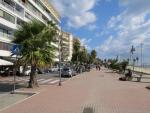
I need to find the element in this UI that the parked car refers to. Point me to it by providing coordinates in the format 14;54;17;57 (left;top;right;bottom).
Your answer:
0;67;13;76
49;67;59;72
61;67;76;77
24;69;31;76
37;68;45;74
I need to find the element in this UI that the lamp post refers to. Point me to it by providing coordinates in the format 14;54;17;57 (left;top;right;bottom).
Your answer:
58;31;62;86
140;43;143;73
130;45;135;71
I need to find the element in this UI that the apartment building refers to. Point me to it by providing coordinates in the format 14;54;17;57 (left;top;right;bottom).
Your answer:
61;31;73;62
0;0;61;63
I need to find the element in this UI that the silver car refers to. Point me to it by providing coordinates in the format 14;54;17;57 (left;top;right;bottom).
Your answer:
61;67;76;77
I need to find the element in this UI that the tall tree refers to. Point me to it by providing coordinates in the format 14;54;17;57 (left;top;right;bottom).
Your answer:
13;20;57;88
78;46;88;63
73;38;81;53
71;38;81;63
90;49;97;63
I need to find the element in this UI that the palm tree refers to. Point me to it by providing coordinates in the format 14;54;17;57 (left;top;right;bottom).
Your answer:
13;20;58;88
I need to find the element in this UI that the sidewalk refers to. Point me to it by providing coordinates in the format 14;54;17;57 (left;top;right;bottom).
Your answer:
1;68;150;113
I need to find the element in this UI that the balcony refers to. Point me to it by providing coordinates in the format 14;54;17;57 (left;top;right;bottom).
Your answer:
0;0;24;17
18;0;47;24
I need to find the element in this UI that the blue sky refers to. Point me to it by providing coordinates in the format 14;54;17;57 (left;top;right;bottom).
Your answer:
50;0;150;64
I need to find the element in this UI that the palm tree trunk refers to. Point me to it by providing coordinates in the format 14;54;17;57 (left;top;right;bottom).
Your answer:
22;63;26;76
28;65;38;88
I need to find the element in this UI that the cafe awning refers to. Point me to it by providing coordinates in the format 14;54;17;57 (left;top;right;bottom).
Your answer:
0;59;13;66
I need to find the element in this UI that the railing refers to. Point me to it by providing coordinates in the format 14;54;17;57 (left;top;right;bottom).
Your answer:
0;0;24;17
8;35;14;39
18;0;47;23
32;0;60;24
0;0;14;11
0;33;14;40
42;0;60;20
15;9;24;16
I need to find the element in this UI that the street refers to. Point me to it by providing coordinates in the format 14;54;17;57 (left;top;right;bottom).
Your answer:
0;68;150;113
0;72;68;95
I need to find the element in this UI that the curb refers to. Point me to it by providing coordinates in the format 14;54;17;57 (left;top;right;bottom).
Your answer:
0;91;39;112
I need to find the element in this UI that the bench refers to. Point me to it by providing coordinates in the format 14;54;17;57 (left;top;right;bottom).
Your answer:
132;74;142;82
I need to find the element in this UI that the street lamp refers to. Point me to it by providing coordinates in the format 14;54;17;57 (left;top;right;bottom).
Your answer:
140;43;143;73
58;31;62;86
130;45;136;71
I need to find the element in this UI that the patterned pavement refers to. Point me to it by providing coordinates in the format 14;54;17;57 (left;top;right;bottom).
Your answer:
0;77;60;85
0;68;150;113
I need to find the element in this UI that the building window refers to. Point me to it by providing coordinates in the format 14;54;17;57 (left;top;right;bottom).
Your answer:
0;28;3;37
3;29;8;37
4;12;15;23
0;9;3;17
0;41;13;51
17;18;25;26
22;0;26;3
0;28;13;38
0;9;15;24
25;12;34;20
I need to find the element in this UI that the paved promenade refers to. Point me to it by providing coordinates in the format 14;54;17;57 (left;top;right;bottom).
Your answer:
1;68;150;113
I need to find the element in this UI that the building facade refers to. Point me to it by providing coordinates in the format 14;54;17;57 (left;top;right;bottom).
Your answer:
0;0;60;62
61;31;73;62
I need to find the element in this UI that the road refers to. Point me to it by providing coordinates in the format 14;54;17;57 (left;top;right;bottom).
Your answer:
0;72;68;94
1;68;150;113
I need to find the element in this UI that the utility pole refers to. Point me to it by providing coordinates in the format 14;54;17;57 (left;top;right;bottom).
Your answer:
140;43;143;73
58;31;62;86
130;45;135;72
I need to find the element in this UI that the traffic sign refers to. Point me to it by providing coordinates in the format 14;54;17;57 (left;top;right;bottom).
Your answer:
11;44;22;55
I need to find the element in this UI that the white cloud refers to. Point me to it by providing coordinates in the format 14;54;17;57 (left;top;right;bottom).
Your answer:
80;38;92;50
99;36;113;52
68;12;96;28
119;0;150;16
49;0;98;28
87;24;98;31
99;0;150;62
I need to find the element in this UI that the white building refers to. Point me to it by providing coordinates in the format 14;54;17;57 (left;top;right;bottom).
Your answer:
61;31;73;62
0;0;61;63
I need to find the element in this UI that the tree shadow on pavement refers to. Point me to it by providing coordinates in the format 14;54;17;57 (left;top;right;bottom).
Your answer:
132;81;150;83
82;107;95;113
104;71;117;73
0;82;25;93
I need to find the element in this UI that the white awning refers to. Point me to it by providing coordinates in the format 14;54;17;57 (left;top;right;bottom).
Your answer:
0;59;13;66
0;50;12;57
0;50;21;58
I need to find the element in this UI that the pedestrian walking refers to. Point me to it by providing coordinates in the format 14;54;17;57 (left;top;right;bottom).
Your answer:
98;65;101;71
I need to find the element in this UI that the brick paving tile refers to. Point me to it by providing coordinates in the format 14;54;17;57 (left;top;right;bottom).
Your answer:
0;68;150;113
